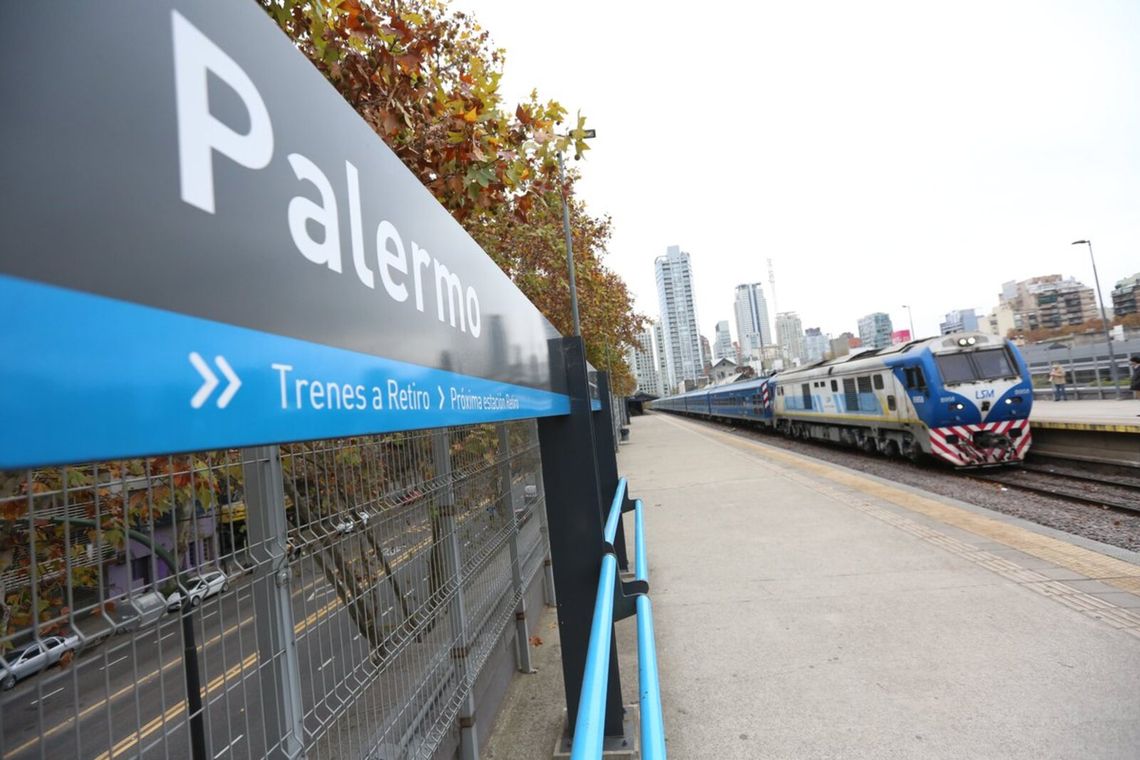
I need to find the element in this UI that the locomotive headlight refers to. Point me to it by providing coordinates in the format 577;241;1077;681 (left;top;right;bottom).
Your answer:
956;403;964;410
957;338;968;346
1004;398;1012;405
966;337;977;346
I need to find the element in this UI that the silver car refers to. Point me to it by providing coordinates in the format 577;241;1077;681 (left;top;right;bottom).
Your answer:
166;570;230;611
1;634;80;690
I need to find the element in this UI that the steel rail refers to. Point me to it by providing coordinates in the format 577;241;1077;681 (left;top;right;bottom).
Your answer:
972;471;1140;516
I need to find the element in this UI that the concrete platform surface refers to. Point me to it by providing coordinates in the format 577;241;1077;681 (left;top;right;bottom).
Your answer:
485;413;1140;758
617;414;1139;759
1030;398;1140;430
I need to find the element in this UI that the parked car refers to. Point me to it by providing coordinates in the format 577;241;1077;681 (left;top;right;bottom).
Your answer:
1;634;81;690
166;570;230;611
523;485;538;504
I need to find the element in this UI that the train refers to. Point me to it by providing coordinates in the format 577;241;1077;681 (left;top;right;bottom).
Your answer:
650;332;1034;467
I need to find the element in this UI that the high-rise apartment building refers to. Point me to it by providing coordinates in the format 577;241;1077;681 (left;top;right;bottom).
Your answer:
652;321;672;394
700;335;712;372
940;309;980;335
655;245;703;389
1112;272;1140;317
775;312;805;365
998;275;1097;332
713;321;734;362
734;283;772;360
626;325;661;396
803;327;830;363
857;312;893;349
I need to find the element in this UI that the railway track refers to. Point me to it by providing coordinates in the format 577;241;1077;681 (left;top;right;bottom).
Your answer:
968;467;1140;516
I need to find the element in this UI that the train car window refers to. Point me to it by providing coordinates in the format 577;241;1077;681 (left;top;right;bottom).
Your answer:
935;353;975;384
843;378;858;410
830;379;838;392
971;348;1016;380
904;366;927;390
801;383;813;410
857;376;873;394
887;395;897;411
872;375;884;390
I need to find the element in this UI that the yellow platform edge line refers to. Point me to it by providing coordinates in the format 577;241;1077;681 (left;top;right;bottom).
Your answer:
1030;420;1140;433
680;419;1140;596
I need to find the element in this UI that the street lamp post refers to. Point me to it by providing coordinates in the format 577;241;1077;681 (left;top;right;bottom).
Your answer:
901;304;915;339
557;129;595;337
1071;240;1123;399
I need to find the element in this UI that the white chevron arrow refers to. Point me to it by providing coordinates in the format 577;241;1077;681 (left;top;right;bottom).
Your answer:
189;352;242;409
214;356;242;408
438;385;445;410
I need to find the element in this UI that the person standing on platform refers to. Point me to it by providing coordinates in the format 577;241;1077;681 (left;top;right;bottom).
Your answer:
1130;355;1140;415
1049;362;1068;401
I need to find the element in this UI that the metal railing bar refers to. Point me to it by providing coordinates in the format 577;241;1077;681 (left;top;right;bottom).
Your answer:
569;552;618;759
603;478;627;543
634;499;665;759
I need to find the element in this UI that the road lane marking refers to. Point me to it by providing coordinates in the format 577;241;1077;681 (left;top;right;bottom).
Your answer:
15;546;412;756
9;615;257;758
294;598;342;635
213;733;244;759
30;687;65;706
93;653;258;760
98;655;129;673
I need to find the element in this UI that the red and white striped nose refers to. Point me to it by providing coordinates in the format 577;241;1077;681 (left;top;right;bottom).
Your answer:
929;420;1031;466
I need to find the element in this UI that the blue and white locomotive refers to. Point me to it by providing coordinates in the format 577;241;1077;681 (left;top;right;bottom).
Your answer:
651;332;1034;467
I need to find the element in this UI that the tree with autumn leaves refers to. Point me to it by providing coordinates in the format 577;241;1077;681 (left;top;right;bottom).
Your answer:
1;0;643;652
260;0;643;391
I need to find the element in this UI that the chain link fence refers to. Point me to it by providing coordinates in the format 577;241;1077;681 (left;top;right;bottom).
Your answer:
0;420;550;759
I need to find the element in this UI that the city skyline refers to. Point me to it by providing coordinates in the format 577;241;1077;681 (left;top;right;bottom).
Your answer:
633;251;1139;392
460;1;1140;347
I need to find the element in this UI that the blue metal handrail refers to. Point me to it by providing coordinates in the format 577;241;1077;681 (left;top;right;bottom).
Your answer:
570;477;666;759
634;499;665;758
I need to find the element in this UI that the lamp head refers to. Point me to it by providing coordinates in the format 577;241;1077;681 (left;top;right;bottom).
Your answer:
1071;240;1089;245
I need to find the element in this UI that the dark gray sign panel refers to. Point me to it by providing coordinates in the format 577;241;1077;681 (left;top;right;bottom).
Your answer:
0;2;569;467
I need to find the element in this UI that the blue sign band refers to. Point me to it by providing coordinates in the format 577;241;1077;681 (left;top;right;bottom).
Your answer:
1;276;570;468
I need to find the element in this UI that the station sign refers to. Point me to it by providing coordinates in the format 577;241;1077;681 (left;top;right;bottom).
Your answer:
0;2;570;467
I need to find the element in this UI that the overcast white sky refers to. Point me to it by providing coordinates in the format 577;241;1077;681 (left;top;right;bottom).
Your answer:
458;0;1139;341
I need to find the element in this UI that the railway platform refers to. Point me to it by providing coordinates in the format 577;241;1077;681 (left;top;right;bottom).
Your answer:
1028;399;1140;466
488;412;1140;759
1030;398;1140;430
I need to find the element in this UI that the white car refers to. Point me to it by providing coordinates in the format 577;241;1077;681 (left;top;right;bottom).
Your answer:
1;634;81;690
166;571;230;611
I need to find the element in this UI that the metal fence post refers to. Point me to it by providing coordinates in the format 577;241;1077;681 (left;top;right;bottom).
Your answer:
497;424;534;673
533;443;558;608
593;373;630;573
431;430;478;760
537;337;626;739
242;445;306;760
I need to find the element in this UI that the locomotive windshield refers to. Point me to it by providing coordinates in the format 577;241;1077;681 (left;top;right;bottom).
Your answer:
935;348;1018;384
971;348;1016;379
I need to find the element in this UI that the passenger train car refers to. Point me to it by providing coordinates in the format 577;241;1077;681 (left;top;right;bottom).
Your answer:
651;332;1034;467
